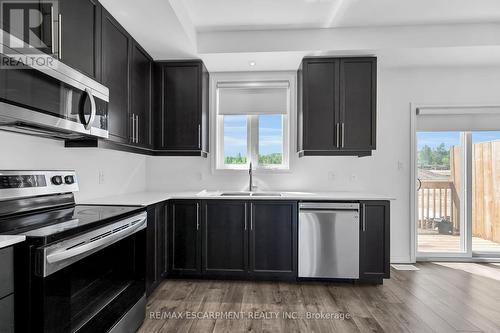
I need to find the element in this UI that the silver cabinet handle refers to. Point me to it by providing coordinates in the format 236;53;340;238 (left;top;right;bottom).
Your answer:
135;115;139;144
131;114;135;143
341;122;345;148
198;124;201;149
362;205;366;232
196;203;200;231
336;123;340;148
58;14;62;59
250;203;253;231
51;7;55;54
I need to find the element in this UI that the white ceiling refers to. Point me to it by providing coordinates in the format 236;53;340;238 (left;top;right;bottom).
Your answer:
183;0;500;31
100;0;500;71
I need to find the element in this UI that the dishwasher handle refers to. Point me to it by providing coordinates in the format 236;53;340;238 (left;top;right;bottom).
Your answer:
299;202;359;211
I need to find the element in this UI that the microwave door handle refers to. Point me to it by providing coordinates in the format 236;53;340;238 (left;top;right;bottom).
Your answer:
44;217;146;274
84;88;96;130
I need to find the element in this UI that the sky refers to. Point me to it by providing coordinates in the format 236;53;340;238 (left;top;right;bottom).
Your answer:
224;115;283;157
417;131;500;150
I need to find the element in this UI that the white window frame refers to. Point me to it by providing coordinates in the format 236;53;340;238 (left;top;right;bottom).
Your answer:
211;72;296;173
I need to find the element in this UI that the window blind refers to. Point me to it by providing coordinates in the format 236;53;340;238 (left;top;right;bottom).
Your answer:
416;106;500;131
217;81;289;115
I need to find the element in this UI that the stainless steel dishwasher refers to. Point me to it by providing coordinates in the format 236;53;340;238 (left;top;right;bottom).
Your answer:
298;202;360;279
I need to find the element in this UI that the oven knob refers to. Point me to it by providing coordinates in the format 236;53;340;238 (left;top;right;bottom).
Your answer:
51;176;63;185
64;175;75;184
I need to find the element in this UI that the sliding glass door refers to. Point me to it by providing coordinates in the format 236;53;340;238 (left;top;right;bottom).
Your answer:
417;132;467;256
415;106;500;259
471;131;500;256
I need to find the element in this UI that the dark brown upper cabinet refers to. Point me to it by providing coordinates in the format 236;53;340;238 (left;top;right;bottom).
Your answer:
298;57;377;157
154;60;209;157
130;42;153;148
101;8;130;144
59;0;101;79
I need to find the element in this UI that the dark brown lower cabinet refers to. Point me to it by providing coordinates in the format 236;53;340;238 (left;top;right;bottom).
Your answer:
167;200;297;281
146;202;167;296
167;200;202;277
359;201;390;283
250;201;297;280
202;201;248;277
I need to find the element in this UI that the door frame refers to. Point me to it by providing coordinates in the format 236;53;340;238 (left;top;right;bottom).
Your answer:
410;103;500;262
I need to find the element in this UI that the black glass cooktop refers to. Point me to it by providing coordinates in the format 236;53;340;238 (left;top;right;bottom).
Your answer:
0;205;144;244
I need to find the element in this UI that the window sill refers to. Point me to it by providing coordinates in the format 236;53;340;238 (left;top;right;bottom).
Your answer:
213;167;291;175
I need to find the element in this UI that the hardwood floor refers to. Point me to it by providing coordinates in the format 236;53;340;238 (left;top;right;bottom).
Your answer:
138;263;500;333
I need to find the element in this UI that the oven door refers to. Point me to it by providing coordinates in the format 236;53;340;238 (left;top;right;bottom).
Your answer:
30;213;146;333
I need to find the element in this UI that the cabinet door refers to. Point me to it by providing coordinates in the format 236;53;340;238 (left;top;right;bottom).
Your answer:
101;10;130;143
359;201;390;282
250;201;297;279
0;295;14;333
162;64;201;150
302;59;340;150
59;0;101;79
168;201;201;275
340;58;376;151
146;204;158;296
146;203;167;296
202;201;248;277
130;43;152;147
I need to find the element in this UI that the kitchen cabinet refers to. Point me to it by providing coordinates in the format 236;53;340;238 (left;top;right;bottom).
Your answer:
0;246;14;333
359;201;390;283
0;295;14;333
167;200;296;281
168;200;202;276
154;61;209;156
146;202;167;296
298;57;376;157
250;201;297;280
101;8;130;144
130;42;153;148
59;0;101;79
202;201;248;277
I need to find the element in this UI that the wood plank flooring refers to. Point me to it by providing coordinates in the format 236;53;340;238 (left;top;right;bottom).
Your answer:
138;263;500;333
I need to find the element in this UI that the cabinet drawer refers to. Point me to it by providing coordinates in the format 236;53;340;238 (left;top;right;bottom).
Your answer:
0;247;13;298
0;294;14;333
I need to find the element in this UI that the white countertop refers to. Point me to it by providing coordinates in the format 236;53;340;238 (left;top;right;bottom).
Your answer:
81;190;395;207
0;235;26;249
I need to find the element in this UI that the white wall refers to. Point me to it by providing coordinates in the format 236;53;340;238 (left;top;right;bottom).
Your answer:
2;65;499;263
146;65;500;263
0;131;147;202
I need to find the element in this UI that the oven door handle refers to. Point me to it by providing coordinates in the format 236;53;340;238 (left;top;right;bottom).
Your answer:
39;214;147;277
47;218;146;264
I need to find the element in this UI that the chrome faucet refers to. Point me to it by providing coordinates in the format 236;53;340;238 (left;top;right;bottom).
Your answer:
249;162;253;192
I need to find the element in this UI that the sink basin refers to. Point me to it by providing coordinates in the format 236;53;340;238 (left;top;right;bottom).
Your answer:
250;192;282;197
220;192;251;196
219;192;282;197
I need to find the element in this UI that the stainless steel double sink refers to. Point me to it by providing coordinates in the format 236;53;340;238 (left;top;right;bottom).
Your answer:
219;192;283;197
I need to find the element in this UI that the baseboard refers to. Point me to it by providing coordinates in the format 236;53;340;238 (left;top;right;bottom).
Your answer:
390;256;413;264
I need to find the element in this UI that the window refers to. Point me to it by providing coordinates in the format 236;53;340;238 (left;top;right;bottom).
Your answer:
216;80;290;170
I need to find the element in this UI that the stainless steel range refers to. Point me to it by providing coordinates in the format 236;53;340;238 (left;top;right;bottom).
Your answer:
0;170;147;333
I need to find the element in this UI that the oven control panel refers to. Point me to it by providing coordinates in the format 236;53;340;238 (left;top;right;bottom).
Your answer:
0;171;78;200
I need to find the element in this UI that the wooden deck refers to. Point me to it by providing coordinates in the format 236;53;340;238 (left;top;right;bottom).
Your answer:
139;263;500;333
418;232;500;253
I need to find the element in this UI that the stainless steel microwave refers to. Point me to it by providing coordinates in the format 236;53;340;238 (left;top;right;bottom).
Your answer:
0;29;109;140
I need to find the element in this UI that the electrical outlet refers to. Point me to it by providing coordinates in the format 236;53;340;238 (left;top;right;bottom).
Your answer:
328;171;336;181
398;161;404;171
98;171;105;185
350;174;357;182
